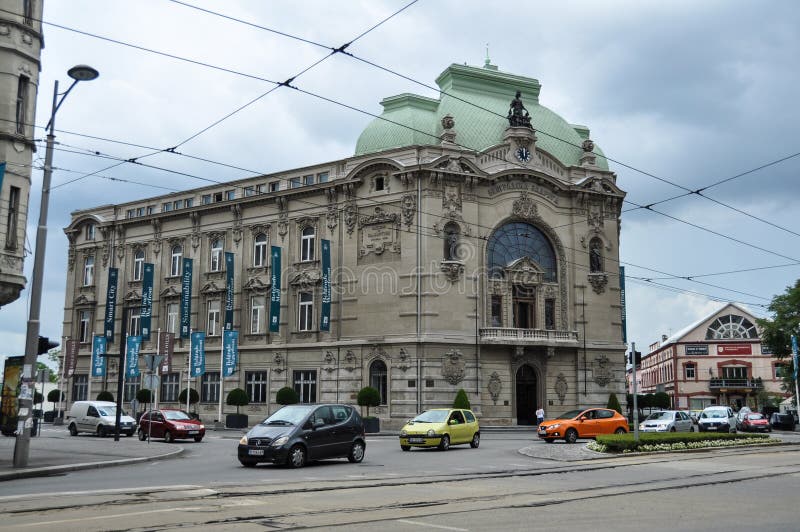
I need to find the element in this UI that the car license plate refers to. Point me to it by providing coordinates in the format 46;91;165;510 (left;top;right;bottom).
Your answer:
188;430;198;435
538;428;546;435
706;427;716;431
408;437;424;443
248;449;264;456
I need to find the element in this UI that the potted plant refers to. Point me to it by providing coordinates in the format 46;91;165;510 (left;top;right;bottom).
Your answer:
136;388;153;422
96;390;114;401
453;389;471;410
276;386;299;405
226;388;250;428
178;388;200;419
357;386;381;433
46;389;65;423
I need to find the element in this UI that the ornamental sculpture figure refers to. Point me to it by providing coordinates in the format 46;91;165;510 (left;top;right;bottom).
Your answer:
507;90;532;128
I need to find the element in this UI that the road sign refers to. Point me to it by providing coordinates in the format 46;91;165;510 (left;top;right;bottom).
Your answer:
143;374;160;390
144;354;165;372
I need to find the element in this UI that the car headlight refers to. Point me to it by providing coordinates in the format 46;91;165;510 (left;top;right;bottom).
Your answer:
239;435;248;445
426;429;435;437
638;424;645;430
548;423;561;430
400;430;407;437
198;425;205;430
271;436;289;447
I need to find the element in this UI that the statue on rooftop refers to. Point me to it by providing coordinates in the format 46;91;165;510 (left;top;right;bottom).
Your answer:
507;90;532;128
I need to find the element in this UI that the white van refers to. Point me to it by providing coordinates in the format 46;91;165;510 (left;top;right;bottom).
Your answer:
67;401;137;437
698;406;737;433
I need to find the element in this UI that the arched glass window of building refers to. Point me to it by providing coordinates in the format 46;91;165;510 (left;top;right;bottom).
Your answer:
487;222;556;280
210;238;223;272
369;359;388;405
301;226;315;262
253;233;268;267
705;314;758;339
443;222;461;261
170;245;183;277
83;255;95;286
133;249;145;281
589;237;603;273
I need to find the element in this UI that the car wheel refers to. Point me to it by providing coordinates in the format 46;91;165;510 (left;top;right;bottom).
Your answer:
544;438;555;443
470;432;480;448
68;423;78;436
97;425;107;438
287;445;306;468
240;460;257;468
126;431;134;437
565;428;578;444
614;427;627;435
669;427;676;432
194;436;203;443
438;435;450;451
400;445;411;451
138;429;146;441
164;430;174;443
348;440;365;463
690;425;695;432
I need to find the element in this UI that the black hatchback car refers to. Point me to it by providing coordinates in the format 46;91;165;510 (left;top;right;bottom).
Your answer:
238;404;366;468
769;413;797;431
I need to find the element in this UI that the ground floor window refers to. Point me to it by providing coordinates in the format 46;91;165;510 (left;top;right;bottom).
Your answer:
246;371;268;403
72;374;88;402
293;370;317;404
201;372;220;403
161;373;180;402
369;360;388;405
689;397;715;410
124;376;140;403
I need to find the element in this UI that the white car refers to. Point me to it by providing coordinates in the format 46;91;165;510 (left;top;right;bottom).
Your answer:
639;410;695;433
698;406;737;433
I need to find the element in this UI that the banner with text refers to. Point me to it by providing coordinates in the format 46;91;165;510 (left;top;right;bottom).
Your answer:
190;331;206;377
180;258;193;339
792;335;798;380
0;162;5;192
64;339;79;378
619;266;626;344
320;239;331;331
222;330;239;377
141;263;154;340
225;252;234;331
91;336;107;377
269;246;281;332
104;267;118;342
125;335;142;378
158;331;174;373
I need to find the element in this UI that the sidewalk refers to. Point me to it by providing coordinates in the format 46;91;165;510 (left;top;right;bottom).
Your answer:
0;425;183;481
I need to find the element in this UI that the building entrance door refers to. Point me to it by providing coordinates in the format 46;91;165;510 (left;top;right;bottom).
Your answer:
516;364;537;425
513;285;535;329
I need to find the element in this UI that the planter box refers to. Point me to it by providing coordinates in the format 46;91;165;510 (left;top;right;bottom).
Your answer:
363;417;380;433
226;413;249;429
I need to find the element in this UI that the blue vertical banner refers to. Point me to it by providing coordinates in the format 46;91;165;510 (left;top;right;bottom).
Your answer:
619;266;627;344
190;331;206;377
0;162;5;192
320;239;331;331
104;267;118;342
269;246;282;333
791;335;798;381
125;336;142;378
222;330;239;377
180;258;193;339
140;263;154;340
224;252;234;331
91;336;107;377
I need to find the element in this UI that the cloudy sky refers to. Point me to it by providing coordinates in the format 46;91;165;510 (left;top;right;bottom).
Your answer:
3;0;800;369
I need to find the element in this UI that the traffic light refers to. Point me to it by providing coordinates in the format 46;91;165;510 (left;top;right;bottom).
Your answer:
37;336;59;355
628;350;642;365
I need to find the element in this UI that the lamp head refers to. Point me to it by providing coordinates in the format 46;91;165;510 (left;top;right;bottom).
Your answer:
67;64;99;82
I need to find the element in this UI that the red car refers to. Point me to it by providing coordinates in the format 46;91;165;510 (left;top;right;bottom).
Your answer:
740;413;771;433
138;409;205;442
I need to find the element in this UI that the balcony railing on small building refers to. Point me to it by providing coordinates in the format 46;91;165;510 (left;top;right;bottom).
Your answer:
708;377;764;390
479;327;579;345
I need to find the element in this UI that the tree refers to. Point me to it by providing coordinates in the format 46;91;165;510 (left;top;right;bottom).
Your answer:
96;390;114;401
757;279;800;390
47;389;65;411
453;389;471;409
136;388;153;405
607;393;622;414
653;391;671;410
357;386;381;417
276;386;299;405
33;391;43;406
226;388;249;414
178;388;199;409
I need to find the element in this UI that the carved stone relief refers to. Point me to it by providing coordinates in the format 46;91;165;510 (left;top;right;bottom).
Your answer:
358;207;400;257
326;189;338;232
401;193;416;228
277;197;288;242
440;260;464;282
344;202;357;236
441;349;465;385
588;273;608;294
272;352;286;374
396;347;411;372
593;354;613;387
343;350;358;372
555;373;568;404
323;350;337;374
487;372;502;405
231;204;243;247
512;192;542;223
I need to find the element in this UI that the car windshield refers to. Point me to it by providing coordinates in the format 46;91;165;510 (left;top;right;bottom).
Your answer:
97;407;124;417
261;405;315;426
701;410;726;419
412;410;449;423
746;414;764;420
163;410;192;421
559;409;586;419
646;412;673;421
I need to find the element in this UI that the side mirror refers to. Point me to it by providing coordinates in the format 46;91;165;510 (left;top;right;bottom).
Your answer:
449;419;457;425
313;418;325;429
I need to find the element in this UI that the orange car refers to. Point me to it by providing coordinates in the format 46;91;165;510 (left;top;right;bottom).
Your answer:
538;408;628;443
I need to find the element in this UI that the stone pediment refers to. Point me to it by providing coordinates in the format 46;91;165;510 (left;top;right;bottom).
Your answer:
578;176;623;196
200;281;225;294
123;290;141;302
243;277;271;291
160;285;181;298
74;294;96;306
506;257;544;284
289;270;321;287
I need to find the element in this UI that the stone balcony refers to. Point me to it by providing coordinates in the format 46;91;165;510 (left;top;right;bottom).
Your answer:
709;377;764;391
479;327;579;346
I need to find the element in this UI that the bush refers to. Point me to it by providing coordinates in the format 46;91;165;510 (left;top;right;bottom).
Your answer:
596;432;770;453
136;388;153;405
276;386;299;405
653;391;671;410
96;390;114;401
47;389;64;403
226;388;249;414
178;388;199;406
33;391;44;405
606;393;622;414
357;386;381;417
453;389;471;410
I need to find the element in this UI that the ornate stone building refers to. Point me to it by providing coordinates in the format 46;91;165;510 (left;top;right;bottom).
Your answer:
61;61;626;427
0;0;43;306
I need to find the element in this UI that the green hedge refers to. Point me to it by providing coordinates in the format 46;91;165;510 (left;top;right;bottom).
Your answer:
596;432;769;453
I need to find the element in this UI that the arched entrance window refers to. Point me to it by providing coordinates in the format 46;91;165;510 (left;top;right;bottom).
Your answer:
487;222;556;280
369;359;388;405
515;364;538;425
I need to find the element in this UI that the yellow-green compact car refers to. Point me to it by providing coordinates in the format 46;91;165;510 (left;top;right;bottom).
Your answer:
399;408;480;451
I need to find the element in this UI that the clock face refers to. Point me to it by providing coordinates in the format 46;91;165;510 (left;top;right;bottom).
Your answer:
516;146;531;163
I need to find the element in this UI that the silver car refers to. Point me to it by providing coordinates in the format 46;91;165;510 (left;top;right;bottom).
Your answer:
639;410;695;433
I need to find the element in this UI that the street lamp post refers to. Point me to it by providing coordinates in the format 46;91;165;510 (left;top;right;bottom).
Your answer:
13;65;99;468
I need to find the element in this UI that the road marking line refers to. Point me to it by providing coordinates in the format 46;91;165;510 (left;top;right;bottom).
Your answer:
12;506;207;527
0;485;202;501
397;519;468;531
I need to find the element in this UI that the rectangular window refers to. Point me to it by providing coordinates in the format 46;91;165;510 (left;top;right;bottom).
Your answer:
246;371;268;403
162;202;173;212
375;176;385;191
202;194;212;205
127;209;135;219
173;200;182;210
213;192;223;202
78;310;92;343
146;206;154;215
166;303;179;334
293;370;317;404
269;181;279;192
83;256;95;286
170;247;182;277
317;172;329;183
407;380;416;388
425;379;435;388
685;364;696;379
136;207;145;217
133;252;144;281
250;295;265;334
207;300;220;336
85;224;95;241
129;307;142;336
290;177;301;189
544;299;555;330
225;190;235;200
298;292;313;331
244;186;255;197
722;367;747;379
161;373;180;402
16;76;29;135
201;372;220;402
491;296;502;327
255;184;266;194
184;198;193;208
303;174;314;186
72;375;88;402
5;186;20;250
124;376;140;403
775;365;786;379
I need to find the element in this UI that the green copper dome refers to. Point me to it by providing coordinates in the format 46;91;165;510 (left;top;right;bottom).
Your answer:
354;63;608;171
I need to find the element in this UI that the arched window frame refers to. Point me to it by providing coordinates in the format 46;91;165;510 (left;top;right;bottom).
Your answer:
486;222;557;281
369;359;388;405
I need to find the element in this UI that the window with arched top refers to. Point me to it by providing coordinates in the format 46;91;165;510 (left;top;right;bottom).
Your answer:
253;233;268;267
301;226;315;262
705;314;758;339
369;359;388;405
133;249;145;281
210;238;223;272
443;222;461;261
589;237;604;273
170;245;183;277
487;222;556;280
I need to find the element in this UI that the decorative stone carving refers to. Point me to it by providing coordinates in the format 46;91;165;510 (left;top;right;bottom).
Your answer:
115;226;126;262
123;289;142;302
358;207;400;257
190;212;201;250
369;344;387;360
441;349;465;385
512;192;540;222
160;285;181;298
250;224;270;238
439;260;464;282
288;270;321;288
231;205;243;247
323;350;337;373
587;273;608;294
441;114;455;130
547;346;555;359
200;281;225;294
396;347;411;372
277;197;288;242
344;201;357;236
487;372;502;405
512;346;525;365
593;354;613;387
555;373;568;404
326;189;338;232
442;184;461;217
582;139;595;153
343;350;358;372
243;277;270;291
67;232;77;271
401;194;416;227
272;352;285;374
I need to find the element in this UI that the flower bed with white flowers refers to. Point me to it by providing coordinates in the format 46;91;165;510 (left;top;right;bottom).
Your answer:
589;432;779;453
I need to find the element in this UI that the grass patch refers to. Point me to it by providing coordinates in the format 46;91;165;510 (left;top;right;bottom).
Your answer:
591;432;776;453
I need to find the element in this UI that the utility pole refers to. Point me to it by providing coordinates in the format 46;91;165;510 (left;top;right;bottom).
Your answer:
632;341;639;442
